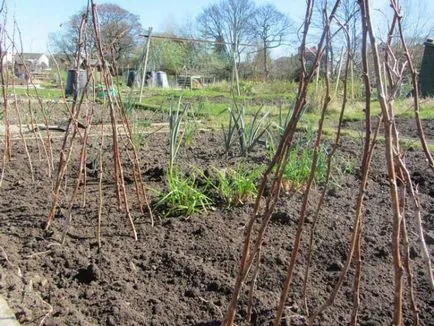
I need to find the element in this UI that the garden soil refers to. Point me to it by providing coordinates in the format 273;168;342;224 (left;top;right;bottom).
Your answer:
0;118;433;326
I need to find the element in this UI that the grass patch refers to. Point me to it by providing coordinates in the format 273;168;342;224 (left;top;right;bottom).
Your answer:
10;87;63;99
211;164;263;207
281;144;328;192
156;169;213;218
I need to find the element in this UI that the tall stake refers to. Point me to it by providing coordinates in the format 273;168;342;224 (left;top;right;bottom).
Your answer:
333;46;345;98
91;1;137;240
391;0;434;170
46;10;89;228
139;27;152;102
362;0;404;323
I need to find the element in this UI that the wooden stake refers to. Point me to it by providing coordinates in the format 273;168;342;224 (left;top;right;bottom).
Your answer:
139;27;153;102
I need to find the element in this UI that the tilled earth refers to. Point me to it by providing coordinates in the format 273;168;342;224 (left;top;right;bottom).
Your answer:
0;117;433;326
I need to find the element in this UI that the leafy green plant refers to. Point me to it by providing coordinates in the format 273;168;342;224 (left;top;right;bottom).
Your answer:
280;143;328;192
222;104;270;156
156;169;213;217
239;80;255;95
269;125;327;192
211;165;263;207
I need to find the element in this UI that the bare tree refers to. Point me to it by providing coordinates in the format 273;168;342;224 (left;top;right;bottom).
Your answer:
250;3;293;80
197;0;256;62
50;3;143;72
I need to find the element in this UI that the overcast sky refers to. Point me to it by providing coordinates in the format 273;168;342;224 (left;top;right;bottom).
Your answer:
5;0;434;55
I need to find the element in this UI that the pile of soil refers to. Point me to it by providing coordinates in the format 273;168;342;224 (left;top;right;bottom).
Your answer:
0;118;433;325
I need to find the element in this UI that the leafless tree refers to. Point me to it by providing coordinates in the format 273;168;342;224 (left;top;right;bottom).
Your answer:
50;3;143;72
250;3;293;80
197;0;256;61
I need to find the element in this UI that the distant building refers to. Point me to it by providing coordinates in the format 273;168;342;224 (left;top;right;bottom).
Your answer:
14;53;50;71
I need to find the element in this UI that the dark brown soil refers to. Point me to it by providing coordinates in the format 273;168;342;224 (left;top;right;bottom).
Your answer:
0;117;433;326
343;116;434;142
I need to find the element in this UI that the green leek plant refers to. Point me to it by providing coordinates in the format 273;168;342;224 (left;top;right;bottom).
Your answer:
168;98;188;171
157;99;212;218
222;103;271;156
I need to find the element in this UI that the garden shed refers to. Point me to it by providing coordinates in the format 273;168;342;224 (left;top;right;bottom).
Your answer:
420;38;434;97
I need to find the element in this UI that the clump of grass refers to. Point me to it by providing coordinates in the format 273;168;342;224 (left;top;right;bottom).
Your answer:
156;168;213;218
211;164;263;207
281;144;328;192
268;126;328;192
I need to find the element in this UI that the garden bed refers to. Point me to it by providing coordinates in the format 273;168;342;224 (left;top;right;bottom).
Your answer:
0;122;433;325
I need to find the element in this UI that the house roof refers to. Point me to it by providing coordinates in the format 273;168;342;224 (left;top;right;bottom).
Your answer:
15;53;47;60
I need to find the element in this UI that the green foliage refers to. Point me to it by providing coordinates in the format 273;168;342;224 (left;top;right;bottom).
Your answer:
239;80;255;95
281;143;328;192
338;154;356;175
150;39;188;75
157;169;213;217
11;87;63;99
212;165;263;207
183;114;197;146
268;103;293;142
131;119;151;149
251;80;299;97
270;126;328;192
206;81;231;93
222;104;271;156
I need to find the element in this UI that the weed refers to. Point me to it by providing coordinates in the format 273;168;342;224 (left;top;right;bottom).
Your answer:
280;143;328;192
156;168;213;217
338;154;357;175
239;80;255;95
131;119;151;149
183;107;198;147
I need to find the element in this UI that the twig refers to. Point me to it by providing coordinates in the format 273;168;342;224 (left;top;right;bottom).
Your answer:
302;14;352;315
390;0;434;170
91;1;137;240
